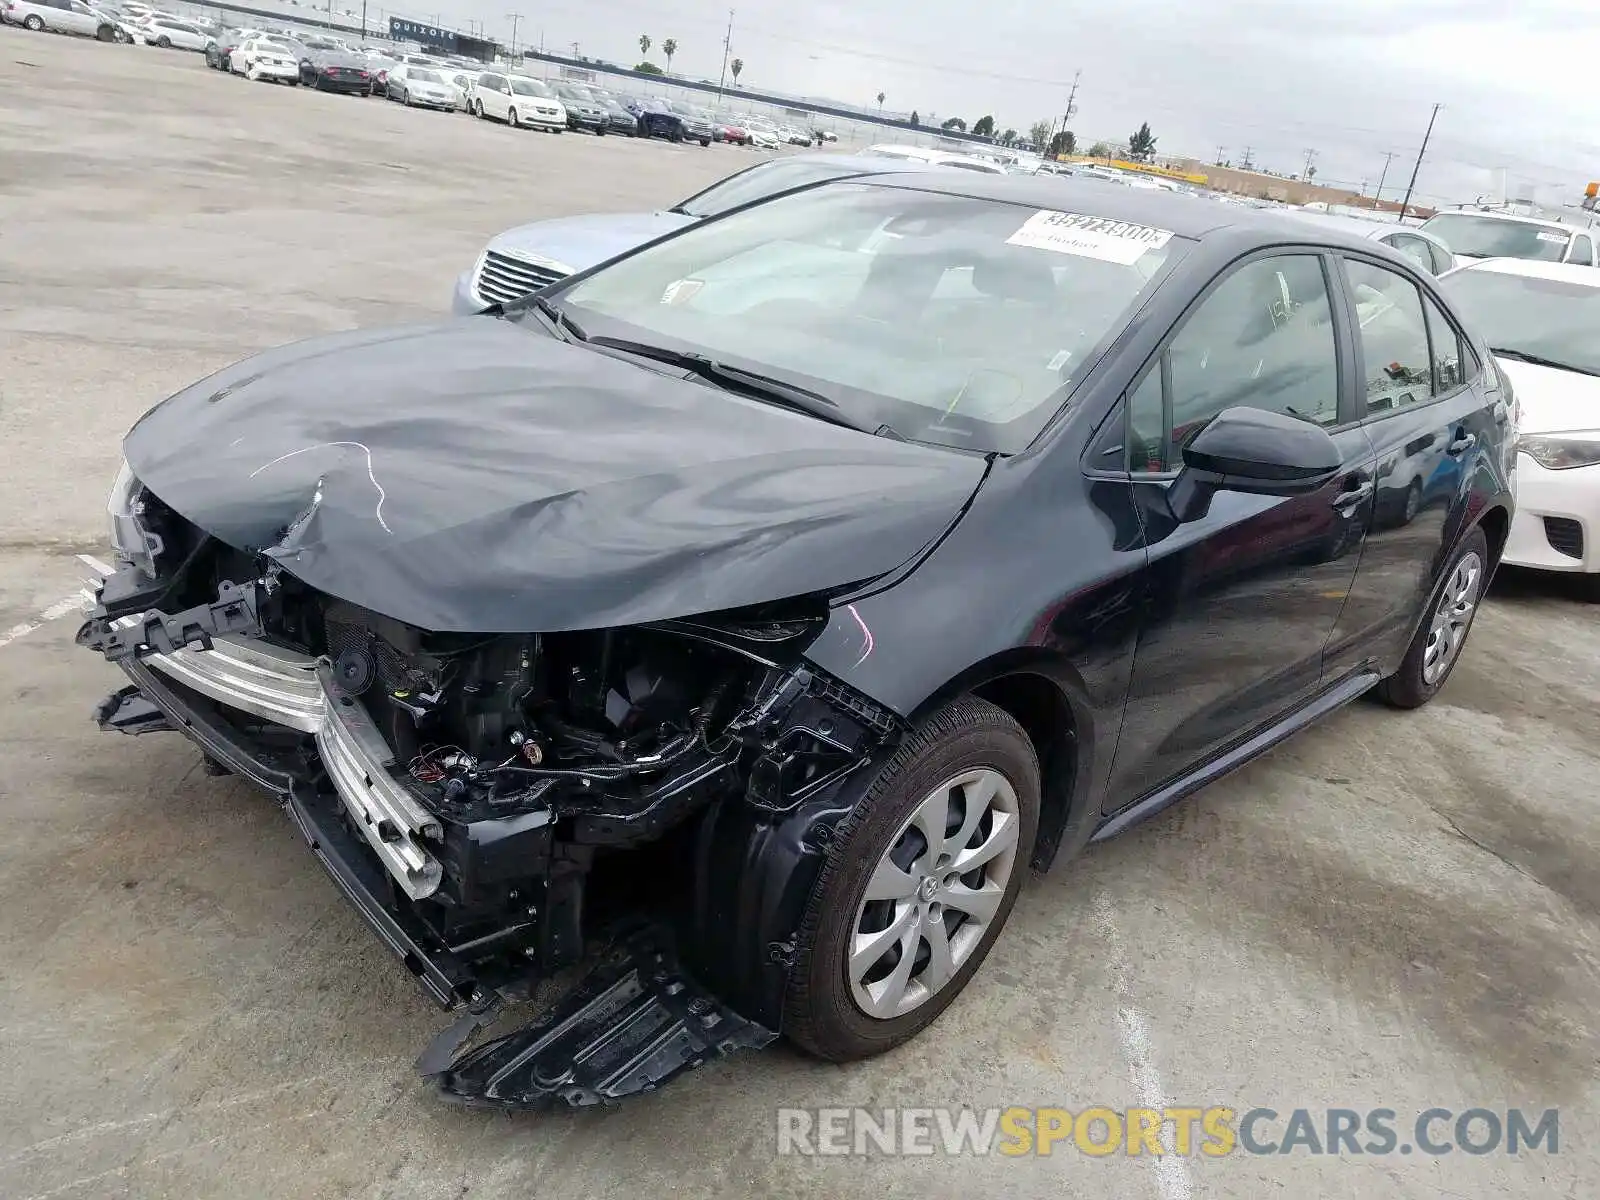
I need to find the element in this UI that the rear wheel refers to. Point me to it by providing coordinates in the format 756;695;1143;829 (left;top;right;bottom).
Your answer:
1375;527;1488;708
782;696;1039;1062
155;34;170;47
96;23;114;40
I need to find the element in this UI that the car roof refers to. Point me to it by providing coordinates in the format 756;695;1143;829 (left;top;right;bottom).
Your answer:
848;172;1390;247
1451;257;1600;286
1425;209;1574;231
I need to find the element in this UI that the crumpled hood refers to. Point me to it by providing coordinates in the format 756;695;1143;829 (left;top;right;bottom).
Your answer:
123;319;986;633
487;211;698;276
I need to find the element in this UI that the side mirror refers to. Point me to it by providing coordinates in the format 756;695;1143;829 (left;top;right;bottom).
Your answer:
1167;406;1341;523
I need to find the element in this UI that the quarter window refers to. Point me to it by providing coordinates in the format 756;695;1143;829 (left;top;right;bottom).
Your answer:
1422;295;1470;392
1127;254;1340;472
1346;260;1433;416
1571;234;1596;266
1386;234;1436;274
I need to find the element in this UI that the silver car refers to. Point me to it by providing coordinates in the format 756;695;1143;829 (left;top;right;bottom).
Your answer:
451;153;938;314
1285;211;1457;275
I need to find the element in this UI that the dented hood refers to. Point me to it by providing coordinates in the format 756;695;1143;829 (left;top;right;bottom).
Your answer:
122;318;986;632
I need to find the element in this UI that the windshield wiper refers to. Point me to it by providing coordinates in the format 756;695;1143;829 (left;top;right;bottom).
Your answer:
522;295;587;343
1490;347;1600;377
585;336;875;433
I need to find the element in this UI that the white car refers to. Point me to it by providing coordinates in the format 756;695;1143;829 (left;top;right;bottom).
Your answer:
1439;258;1600;597
471;70;566;130
4;0;127;39
231;34;299;82
1422;209;1600;268
384;64;458;110
139;15;206;49
446;70;476;112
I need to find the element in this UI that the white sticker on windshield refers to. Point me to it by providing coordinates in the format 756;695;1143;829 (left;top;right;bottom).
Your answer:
1047;349;1073;371
660;279;705;306
1006;210;1173;264
1536;231;1568;244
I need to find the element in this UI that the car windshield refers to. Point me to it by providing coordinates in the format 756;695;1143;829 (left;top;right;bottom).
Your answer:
510;77;553;97
1421;214;1572;262
1440;268;1600;377
408;69;442;83
677;159;871;218
550;183;1181;453
561;85;595;101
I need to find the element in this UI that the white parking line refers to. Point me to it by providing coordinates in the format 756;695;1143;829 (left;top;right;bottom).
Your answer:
0;554;110;652
0;592;93;651
1093;891;1195;1200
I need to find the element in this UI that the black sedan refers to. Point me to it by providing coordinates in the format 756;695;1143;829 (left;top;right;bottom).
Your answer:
78;176;1511;1108
628;96;713;145
590;88;638;134
298;48;374;94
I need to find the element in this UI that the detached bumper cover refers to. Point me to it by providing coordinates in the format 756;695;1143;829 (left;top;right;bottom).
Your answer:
431;925;775;1109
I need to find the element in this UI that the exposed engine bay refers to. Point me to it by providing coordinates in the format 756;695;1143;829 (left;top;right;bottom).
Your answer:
80;523;902;1107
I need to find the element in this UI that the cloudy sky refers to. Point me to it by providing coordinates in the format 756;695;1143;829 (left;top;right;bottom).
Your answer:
385;0;1599;205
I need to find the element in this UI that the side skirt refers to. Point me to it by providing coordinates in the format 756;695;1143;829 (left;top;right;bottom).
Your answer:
1091;670;1381;843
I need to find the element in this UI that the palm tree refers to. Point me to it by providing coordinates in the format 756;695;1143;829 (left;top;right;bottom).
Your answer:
638;34;650;58
662;37;677;71
876;91;885;111
730;57;743;85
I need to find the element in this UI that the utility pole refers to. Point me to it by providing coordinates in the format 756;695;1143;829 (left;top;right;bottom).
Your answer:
571;41;579;58
1301;147;1317;182
506;12;521;57
1054;69;1080;147
1398;103;1442;222
717;8;734;99
1214;144;1226;166
1369;149;1395;206
359;0;366;39
1239;145;1254;171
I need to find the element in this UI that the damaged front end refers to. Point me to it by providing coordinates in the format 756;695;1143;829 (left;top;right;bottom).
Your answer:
79;511;900;1109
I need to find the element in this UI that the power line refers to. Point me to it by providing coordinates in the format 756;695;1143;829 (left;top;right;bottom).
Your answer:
1302;147;1318;181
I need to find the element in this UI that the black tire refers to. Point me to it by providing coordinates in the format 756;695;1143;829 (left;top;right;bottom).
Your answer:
1375;526;1489;709
508;106;519;127
23;14;43;29
596;126;606;136
669;126;682;143
96;23;115;41
782;695;1039;1062
1402;481;1422;525
700;138;710;147
155;35;171;47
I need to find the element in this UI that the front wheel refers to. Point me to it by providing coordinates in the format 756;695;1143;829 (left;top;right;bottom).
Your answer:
1375;527;1489;708
700;138;710;147
155;35;170;47
507;107;519;127
782;696;1039;1062
23;14;44;28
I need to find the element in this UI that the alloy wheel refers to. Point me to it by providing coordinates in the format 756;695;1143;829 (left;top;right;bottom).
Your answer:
848;767;1020;1019
1422;550;1482;685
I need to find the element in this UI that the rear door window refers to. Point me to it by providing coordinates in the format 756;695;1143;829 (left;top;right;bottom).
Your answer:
1345;260;1433;416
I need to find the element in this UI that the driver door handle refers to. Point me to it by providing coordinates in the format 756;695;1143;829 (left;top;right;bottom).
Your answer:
1448;432;1478;455
1332;481;1374;513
